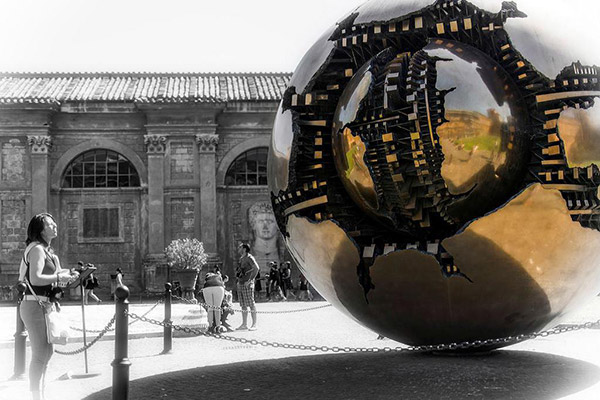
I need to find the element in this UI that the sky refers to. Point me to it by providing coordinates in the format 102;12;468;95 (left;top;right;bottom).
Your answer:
0;0;365;73
0;0;597;74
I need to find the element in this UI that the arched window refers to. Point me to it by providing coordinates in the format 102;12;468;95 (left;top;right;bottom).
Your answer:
225;147;268;186
62;149;140;188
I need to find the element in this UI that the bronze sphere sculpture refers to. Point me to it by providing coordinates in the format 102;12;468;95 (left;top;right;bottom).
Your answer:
269;0;600;348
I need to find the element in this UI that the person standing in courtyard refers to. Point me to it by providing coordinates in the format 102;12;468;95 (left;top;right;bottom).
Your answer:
83;272;101;304
235;243;259;330
280;261;295;300
18;213;79;400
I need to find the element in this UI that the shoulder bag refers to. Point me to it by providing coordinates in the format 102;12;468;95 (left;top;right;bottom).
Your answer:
23;272;70;346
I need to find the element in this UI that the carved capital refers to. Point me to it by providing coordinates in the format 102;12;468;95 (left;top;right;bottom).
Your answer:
144;135;167;154
27;136;52;154
196;134;219;153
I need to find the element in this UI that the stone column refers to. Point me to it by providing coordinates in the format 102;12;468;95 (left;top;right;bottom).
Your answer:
196;133;219;253
144;134;167;255
27;135;52;215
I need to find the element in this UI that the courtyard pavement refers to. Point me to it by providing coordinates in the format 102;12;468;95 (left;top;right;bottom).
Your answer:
0;297;600;399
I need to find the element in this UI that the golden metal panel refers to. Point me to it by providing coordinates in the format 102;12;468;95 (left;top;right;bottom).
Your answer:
436;23;445;34
545;108;562;115
415;16;423;29
392;173;404;182
542;145;561;156
542;183;585;191
547;133;560;143
302;120;328;127
450;21;458;32
536;90;600;103
402;20;409;31
410;132;420;140
500;43;510;50
315;138;323;146
382;133;394;142
314;151;322;159
541;159;566;165
386;154;398;163
464;18;472;30
283;195;328;216
345;69;353;77
544;120;557;130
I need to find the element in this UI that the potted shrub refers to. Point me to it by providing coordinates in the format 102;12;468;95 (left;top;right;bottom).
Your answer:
164;238;208;300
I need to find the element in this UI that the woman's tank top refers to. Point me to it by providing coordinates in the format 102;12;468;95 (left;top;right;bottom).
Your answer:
25;244;57;296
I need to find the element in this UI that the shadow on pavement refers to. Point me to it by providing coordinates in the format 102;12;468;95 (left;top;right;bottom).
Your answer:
85;350;600;399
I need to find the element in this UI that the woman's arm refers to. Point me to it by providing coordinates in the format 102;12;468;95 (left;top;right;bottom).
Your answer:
28;246;71;286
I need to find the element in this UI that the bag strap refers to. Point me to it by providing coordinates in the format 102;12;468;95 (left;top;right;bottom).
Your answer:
23;278;44;307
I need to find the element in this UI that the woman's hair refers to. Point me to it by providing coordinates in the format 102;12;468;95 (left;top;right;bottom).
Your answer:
26;213;55;246
116;267;124;275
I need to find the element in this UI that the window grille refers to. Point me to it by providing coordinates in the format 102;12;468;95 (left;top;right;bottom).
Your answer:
62;149;140;188
225;147;268;186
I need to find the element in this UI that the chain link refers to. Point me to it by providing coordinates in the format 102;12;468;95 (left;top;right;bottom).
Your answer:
171;294;332;314
55;315;116;356
126;309;600;353
70;299;163;332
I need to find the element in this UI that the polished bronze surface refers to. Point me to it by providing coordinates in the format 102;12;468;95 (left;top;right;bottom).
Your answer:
557;107;600;168
332;64;380;217
269;0;600;348
268;105;294;194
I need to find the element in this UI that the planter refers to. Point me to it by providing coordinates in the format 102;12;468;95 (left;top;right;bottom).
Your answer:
174;269;200;301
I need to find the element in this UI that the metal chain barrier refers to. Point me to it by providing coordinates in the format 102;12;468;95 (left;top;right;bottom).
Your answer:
55;315;116;355
171;294;332;314
70;299;163;332
126;309;600;353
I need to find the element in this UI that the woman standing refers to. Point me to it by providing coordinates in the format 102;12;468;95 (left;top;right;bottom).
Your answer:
201;271;225;333
18;213;78;400
83;272;101;304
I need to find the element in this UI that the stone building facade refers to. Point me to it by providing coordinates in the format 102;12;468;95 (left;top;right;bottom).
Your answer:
0;72;291;295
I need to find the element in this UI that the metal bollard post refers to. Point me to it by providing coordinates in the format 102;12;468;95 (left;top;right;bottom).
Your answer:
162;283;172;354
12;282;27;380
111;285;131;400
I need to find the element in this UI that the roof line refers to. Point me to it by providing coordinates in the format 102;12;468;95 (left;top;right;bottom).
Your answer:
0;71;293;78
